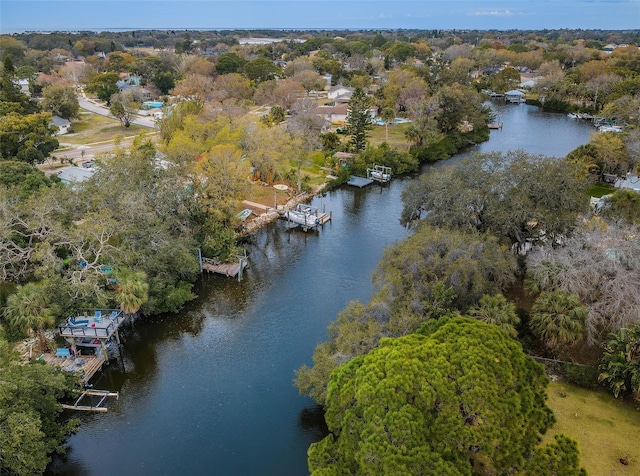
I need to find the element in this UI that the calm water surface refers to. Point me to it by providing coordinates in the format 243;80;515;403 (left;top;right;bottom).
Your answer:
48;103;593;476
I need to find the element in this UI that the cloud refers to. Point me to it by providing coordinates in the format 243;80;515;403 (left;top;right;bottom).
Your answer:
469;9;516;17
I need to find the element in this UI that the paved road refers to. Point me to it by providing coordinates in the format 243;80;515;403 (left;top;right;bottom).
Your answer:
52;132;157;162
48;95;159;163
78;97;157;128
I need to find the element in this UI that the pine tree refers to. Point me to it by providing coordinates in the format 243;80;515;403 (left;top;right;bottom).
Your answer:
345;87;373;152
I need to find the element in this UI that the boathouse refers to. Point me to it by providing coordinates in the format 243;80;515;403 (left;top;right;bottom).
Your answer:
505;90;526;103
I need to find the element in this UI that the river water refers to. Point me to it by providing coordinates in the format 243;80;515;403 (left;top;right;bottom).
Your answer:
48;103;594;476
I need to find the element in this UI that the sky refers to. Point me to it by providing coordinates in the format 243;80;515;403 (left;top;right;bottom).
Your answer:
1;0;638;33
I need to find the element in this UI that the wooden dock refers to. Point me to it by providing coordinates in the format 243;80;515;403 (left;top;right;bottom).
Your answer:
202;259;241;277
39;353;105;384
318;212;332;225
242;200;270;213
347;176;374;188
201;254;247;280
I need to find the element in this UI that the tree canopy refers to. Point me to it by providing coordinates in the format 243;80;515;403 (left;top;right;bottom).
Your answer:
308;318;570;475
0;339;80;475
401;151;589;250
40;84;79;120
0;112;59;164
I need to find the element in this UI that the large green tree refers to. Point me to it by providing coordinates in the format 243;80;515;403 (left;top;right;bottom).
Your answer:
114;268;149;314
243;57;280;82
0;339;79;475
0;112;59;164
308;318;571;475
345;87;373;152
0;160;59;197
401;151;589;251
40;84;79;120
0;55;38;116
85;71;119;103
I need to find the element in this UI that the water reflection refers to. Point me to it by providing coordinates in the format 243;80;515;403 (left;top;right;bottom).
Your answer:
298;405;329;438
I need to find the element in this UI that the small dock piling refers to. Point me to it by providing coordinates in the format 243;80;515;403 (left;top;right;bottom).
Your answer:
62;389;119;413
201;252;248;281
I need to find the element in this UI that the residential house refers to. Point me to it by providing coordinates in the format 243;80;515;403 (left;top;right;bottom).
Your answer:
57;166;95;186
315;103;349;124
15;78;31;96
328;85;354;103
314;103;378;125
50;115;72;135
519;79;537;89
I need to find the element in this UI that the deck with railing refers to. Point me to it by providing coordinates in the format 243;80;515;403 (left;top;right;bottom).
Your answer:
58;309;126;340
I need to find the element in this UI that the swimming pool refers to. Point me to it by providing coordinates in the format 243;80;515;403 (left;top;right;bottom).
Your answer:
372;117;412;125
143;101;164;109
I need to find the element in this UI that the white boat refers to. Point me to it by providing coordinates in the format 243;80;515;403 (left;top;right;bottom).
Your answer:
567;113;582;119
598;125;622;133
284;210;319;228
367;165;392;183
369;170;391;181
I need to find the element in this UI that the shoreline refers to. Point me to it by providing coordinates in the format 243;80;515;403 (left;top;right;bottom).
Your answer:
239;185;326;235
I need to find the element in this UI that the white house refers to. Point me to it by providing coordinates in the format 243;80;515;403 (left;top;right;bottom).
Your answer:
519;79;537;89
51;115;72;135
15;79;31;96
328;85;354;102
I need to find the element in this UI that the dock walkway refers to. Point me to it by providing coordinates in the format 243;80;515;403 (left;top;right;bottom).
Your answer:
242;200;271;212
202;259;242;277
40;353;105;384
347;176;374;188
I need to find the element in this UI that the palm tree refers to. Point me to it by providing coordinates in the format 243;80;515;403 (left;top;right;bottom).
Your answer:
468;294;520;338
4;282;56;351
530;291;587;350
380;107;395;143
598;323;640;399
114;268;149;314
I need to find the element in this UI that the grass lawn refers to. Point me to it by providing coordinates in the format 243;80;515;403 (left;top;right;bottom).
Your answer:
545;380;640;474
588;182;616;198
61;112;148;145
368;122;412;149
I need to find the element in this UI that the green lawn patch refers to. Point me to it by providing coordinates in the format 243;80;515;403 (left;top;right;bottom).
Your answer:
545;380;640;474
368;122;412;149
588;183;615;198
62;113;146;145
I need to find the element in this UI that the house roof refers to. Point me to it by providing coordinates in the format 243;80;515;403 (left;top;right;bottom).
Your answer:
615;174;640;191
51;115;71;127
505;90;525;96
57;166;94;184
328;85;354;94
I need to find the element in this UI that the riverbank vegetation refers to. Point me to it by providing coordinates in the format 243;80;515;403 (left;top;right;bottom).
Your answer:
1;27;639;474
